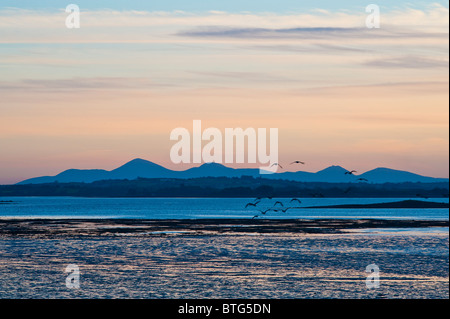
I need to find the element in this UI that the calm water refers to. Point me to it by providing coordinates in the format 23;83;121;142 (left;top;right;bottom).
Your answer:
0;197;448;220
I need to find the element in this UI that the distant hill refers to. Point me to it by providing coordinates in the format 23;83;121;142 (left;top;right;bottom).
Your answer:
358;167;444;183
109;158;175;179
16;158;449;185
18;159;176;184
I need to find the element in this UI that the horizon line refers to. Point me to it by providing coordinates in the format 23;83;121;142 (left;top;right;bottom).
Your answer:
7;157;449;185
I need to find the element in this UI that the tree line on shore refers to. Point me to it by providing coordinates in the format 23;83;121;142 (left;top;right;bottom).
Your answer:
0;176;448;198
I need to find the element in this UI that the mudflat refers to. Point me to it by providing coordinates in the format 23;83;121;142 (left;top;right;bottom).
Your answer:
0;219;448;299
0;218;448;238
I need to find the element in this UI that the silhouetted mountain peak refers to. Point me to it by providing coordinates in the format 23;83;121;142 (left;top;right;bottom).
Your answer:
110;158;172;179
368;167;404;173
16;159;448;185
180;162;236;178
316;165;348;174
115;158;161;169
57;168;107;177
359;167;441;183
198;162;230;170
200;162;225;167
128;158;148;163
113;158;169;172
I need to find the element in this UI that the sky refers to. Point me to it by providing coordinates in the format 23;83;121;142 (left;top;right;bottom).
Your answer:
0;1;448;184
2;0;448;12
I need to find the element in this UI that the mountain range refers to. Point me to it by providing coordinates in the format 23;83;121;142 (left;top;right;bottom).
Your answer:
17;158;449;185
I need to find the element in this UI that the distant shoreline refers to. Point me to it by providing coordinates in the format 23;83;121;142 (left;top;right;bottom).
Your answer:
1;175;448;198
305;200;449;209
0;198;448;208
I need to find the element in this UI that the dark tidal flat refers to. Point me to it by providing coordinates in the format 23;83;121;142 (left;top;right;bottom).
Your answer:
0;219;448;299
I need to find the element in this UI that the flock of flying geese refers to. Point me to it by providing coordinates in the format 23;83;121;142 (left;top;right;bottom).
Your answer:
270;161;305;170
247;161;448;218
248;161;372;219
246;197;303;219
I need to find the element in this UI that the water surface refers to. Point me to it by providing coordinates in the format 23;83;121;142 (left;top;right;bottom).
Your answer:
0;197;448;221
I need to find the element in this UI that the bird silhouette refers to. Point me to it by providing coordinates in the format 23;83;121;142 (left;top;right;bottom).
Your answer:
357;178;368;182
345;170;357;175
245;202;259;208
273;201;284;207
271;163;283;170
257;208;273;215
290;161;305;165
290;198;302;204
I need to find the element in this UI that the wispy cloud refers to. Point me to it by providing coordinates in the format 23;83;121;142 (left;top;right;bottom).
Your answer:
290;81;449;97
189;71;297;83
0;4;447;43
177;26;448;40
364;56;449;69
241;43;369;53
0;77;171;92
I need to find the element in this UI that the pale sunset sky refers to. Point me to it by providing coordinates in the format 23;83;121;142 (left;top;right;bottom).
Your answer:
0;1;448;184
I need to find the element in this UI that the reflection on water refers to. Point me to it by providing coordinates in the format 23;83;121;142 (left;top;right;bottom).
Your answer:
0;233;447;299
0;197;448;220
345;227;449;235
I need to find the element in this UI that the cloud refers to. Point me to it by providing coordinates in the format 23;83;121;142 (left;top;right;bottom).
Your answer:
0;5;448;92
176;26;448;40
0;77;170;92
290;81;449;97
189;71;296;83
0;4;447;43
177;27;360;39
235;43;371;55
364;56;449;69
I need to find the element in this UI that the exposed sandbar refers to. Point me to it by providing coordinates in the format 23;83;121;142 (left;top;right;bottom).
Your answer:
306;200;449;209
0;218;447;238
